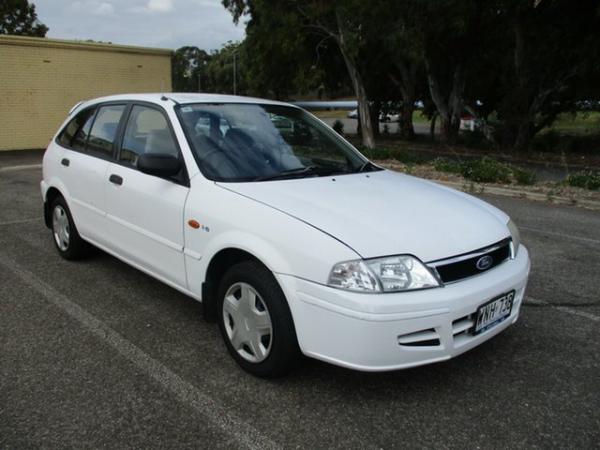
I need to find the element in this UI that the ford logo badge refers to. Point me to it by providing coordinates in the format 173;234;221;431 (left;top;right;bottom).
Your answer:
476;255;493;271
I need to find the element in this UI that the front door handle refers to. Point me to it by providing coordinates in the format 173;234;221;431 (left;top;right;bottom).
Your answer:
61;158;70;167
109;174;123;186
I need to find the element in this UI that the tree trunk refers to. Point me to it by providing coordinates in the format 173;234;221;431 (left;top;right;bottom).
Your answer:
335;11;375;148
399;101;415;140
430;112;438;140
425;58;464;144
370;100;381;139
514;122;532;150
395;60;418;140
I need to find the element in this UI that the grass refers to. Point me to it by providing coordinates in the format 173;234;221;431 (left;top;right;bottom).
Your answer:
312;109;430;123
546;112;600;136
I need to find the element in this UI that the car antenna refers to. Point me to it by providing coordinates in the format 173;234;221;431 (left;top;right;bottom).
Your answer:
161;95;180;105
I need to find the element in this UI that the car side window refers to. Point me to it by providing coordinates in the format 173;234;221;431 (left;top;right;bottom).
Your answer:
120;105;178;165
86;105;126;157
57;108;96;150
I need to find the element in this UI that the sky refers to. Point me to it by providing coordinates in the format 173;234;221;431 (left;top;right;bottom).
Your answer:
35;0;246;51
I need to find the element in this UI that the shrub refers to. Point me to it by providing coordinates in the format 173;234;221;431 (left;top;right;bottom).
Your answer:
567;170;600;190
433;157;463;174
461;157;512;183
512;166;537;185
395;150;428;165
360;146;428;165
532;131;561;153
362;146;392;160
332;120;344;135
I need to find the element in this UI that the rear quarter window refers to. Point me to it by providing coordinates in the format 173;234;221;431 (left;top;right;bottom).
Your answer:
57;108;96;150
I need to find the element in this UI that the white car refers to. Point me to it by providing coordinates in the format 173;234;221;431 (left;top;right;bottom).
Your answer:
42;93;530;377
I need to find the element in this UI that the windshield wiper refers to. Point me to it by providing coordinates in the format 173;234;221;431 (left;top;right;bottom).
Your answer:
254;166;321;181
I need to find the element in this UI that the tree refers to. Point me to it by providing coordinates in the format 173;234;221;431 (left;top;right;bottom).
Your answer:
381;1;425;140
222;0;382;149
0;0;48;37
495;0;600;149
172;46;210;92
415;0;493;144
203;41;248;95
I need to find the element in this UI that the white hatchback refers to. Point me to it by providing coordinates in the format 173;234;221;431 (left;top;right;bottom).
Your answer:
42;93;530;377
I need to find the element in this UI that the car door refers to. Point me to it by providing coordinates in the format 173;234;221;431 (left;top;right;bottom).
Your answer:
104;103;189;288
56;104;126;245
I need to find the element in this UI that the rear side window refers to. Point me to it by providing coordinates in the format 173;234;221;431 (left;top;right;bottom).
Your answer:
87;105;126;157
58;108;96;150
120;105;178;165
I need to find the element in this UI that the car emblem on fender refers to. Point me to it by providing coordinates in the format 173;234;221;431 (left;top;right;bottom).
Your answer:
476;255;493;271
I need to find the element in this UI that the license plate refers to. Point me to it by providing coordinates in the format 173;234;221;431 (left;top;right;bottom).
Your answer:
474;290;515;334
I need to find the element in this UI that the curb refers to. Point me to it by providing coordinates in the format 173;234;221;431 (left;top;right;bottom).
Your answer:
0;164;43;172
434;179;600;211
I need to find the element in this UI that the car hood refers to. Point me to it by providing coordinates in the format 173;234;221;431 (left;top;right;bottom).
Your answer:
217;170;510;261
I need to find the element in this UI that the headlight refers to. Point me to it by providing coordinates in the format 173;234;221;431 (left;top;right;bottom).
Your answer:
507;219;520;256
328;255;440;293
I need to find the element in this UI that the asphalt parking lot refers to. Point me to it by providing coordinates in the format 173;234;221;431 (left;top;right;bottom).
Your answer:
1;156;599;449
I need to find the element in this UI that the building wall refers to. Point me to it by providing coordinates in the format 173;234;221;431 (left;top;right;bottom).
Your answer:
0;35;172;151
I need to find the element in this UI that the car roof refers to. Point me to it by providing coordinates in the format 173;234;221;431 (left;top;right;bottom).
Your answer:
75;93;296;111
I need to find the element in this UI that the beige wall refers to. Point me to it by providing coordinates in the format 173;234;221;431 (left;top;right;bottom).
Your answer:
0;35;172;151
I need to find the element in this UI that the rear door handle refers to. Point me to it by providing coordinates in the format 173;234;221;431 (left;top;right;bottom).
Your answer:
61;158;70;167
109;174;123;185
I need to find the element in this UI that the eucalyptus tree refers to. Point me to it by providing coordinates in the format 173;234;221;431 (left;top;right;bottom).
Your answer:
223;0;385;148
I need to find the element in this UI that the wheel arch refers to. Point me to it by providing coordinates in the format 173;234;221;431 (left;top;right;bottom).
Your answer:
202;247;268;322
201;245;294;324
44;186;65;228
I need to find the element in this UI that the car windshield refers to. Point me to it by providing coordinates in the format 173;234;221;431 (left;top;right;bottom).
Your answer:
176;103;378;182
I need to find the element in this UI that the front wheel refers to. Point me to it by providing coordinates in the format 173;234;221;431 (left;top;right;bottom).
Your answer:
217;260;301;377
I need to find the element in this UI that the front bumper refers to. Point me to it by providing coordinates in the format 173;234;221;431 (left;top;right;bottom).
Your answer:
276;246;530;372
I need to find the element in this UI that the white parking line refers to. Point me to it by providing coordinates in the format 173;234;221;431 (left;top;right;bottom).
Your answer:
520;226;600;245
0;254;281;450
0;218;39;226
0;163;42;172
525;296;600;322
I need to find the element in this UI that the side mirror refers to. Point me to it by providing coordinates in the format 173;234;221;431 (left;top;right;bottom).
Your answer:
137;153;182;178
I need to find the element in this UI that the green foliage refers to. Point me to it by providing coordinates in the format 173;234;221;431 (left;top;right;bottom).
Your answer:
433;157;463;174
203;41;247;95
360;146;427;165
332;120;344;135
567;170;600;190
0;0;47;36
218;0;600;151
532;130;600;154
172;46;210;93
434;156;536;185
511;167;537;185
461;157;512;183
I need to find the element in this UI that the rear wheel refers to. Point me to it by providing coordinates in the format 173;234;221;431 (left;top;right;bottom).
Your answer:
217;260;301;377
50;196;90;260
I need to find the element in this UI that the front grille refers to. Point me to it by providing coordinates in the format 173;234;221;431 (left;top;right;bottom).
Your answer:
428;239;512;284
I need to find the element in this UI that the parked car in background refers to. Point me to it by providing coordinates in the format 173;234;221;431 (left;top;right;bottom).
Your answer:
42;93;530;377
346;108;400;122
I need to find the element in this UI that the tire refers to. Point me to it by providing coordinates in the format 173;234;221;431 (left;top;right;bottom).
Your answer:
217;260;301;377
50;196;90;260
